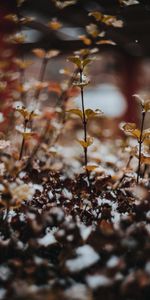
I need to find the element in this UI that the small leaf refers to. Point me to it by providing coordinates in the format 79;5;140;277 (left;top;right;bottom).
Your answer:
143;129;150;141
120;122;141;139
78;137;94;148
67;109;83;119
68;56;82;69
84;165;97;171
48;19;62;30
45;50;60;59
141;155;150;165
133;94;150;112
79;35;92;46
89;11;103;21
96;39;116;45
32;48;46;58
85;108;102;119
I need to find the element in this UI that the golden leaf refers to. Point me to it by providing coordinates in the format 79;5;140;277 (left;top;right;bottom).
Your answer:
96;39;116;45
78;137;94;148
68;56;82;69
133;94;150;112
32;48;46;58
48;19;62;30
86;23;99;38
84;165;97;171
79;35;92;46
89;11;103;21
121;122;141;139
67;109;83;119
45;50;60;59
85;109;102;119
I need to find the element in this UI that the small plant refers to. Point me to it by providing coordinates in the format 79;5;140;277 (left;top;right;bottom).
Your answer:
67;55;102;183
121;94;150;184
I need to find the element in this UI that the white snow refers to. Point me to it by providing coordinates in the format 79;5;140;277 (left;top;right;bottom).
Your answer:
107;255;119;268
38;232;56;247
86;274;112;289
66;244;100;272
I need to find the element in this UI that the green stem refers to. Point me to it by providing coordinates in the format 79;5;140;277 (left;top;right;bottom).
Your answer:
137;111;145;184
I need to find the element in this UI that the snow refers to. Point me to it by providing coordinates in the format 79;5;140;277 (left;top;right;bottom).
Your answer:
65;283;90;300
79;224;92;241
33;184;43;193
145;261;150;275
66;244;100;272
62;188;73;200
107;255;119;268
38;232;56;247
86;274;112;289
0;288;6;300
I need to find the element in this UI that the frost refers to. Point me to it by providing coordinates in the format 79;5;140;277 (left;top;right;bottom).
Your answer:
62;188;73;200
65;283;90;300
66;245;100;272
33;184;43;193
0;266;11;281
48;191;54;199
107;255;119;268
79;224;92;241
38;232;57;246
0;288;6;300
86;274;112;289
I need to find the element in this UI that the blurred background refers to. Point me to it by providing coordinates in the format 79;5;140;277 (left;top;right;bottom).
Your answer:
1;0;150;132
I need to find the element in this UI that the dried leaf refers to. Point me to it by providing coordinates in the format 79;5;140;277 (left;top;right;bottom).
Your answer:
96;39;116;45
32;48;46;58
67;109;83;119
78;137;94;148
48;19;62;30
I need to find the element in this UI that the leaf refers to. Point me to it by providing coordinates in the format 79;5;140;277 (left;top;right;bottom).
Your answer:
45;50;60;59
82;58;92;68
119;0;139;6
32;48;46;58
133;94;150;112
79;35;92;46
78;137;94;148
14;58;33;69
4;14;18;23
143;129;150;141
68;56;82;69
120;122;141;139
67;109;83;119
89;11;123;28
141;155;150;165
86;23;99;38
84;165;97;171
53;0;77;9
48;19;62;30
85;109;102;120
96;39;116;45
89;11;103;21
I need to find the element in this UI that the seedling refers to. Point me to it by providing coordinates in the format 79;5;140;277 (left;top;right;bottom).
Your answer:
67;55;102;182
121;94;150;184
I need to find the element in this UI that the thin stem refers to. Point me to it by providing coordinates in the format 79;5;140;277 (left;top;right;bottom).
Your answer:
116;155;133;189
137;111;145;184
19;119;27;160
80;70;88;167
35;57;48;101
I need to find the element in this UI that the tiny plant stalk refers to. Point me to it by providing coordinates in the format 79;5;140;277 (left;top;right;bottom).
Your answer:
35;57;48;100
137;111;146;184
80;69;88;167
19;119;28;160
